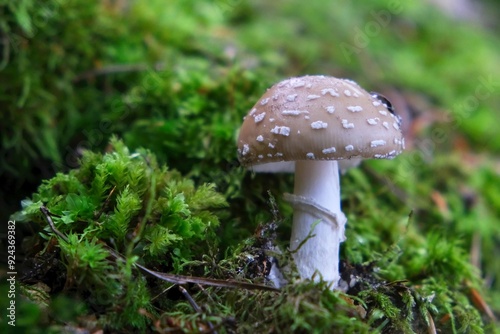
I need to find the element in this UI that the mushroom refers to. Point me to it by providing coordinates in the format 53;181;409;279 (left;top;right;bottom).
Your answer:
237;75;404;289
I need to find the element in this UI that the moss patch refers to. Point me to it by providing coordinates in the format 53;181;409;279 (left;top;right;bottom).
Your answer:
2;0;499;332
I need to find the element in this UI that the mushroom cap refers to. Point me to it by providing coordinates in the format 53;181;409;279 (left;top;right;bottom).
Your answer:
237;75;404;167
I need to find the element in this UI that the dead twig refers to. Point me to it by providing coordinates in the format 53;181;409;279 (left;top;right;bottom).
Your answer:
94;186;117;220
178;286;218;334
40;206;69;242
40;206;279;292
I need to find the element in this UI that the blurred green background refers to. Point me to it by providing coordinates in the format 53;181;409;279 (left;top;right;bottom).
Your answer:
1;0;500;332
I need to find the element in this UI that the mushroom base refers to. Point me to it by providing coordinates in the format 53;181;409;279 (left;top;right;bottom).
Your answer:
286;160;346;289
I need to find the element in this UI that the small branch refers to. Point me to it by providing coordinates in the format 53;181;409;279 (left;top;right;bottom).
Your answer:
94;186;117;220
178;286;218;334
40;206;69;242
129;254;279;292
178;286;202;313
39;205;278;292
129;160;156;254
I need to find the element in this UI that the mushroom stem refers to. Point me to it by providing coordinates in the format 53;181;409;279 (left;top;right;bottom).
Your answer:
286;160;346;289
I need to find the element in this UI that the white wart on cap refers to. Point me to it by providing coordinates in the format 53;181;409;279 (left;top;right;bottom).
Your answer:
237;75;404;167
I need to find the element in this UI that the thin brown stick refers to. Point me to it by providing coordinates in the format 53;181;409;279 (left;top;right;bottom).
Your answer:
40;205;279;292
40;206;69;242
179;286;202;313
178;286;218;334
95;186;117;220
128;253;279;292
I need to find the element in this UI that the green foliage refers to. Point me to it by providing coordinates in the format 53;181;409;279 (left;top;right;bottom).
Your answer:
13;138;227;331
3;0;500;332
16;137;227;269
49;294;87;324
263;282;370;333
164;280;372;334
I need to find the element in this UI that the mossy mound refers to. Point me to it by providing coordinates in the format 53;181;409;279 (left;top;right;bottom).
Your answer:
2;0;499;333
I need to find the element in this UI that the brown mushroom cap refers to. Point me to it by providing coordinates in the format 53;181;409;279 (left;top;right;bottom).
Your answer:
237;75;404;167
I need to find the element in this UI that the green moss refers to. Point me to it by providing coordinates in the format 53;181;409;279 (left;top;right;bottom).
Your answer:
12;138;227;331
3;0;500;332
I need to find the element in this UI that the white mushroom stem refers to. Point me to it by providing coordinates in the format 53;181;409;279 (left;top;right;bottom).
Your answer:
284;160;346;289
